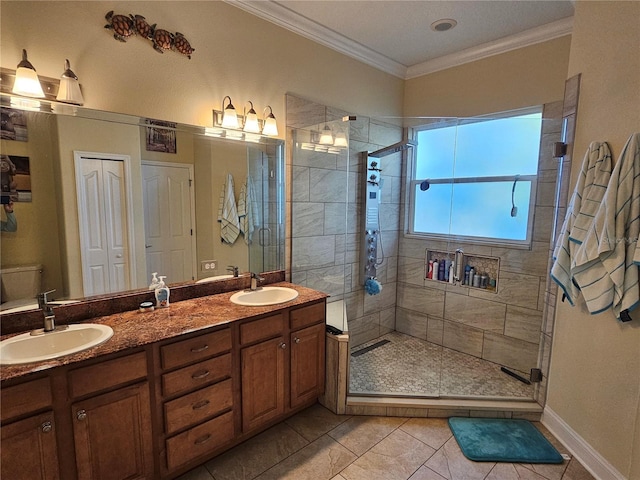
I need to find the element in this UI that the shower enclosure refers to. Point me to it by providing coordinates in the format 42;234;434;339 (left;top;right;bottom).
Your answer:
288;95;563;404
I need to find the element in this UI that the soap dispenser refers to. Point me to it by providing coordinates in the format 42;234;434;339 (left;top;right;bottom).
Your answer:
149;272;160;290
155;276;170;308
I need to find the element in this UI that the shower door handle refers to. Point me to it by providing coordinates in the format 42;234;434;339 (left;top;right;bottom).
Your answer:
259;227;271;247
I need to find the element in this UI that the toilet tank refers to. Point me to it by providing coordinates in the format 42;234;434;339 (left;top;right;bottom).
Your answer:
0;264;43;304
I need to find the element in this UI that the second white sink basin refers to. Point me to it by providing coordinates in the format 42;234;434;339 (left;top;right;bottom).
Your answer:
0;323;114;365
230;286;299;306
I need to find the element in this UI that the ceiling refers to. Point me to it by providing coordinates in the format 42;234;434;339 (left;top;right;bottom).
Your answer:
227;0;575;79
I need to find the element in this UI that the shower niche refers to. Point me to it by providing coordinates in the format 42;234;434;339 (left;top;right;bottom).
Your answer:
425;249;500;293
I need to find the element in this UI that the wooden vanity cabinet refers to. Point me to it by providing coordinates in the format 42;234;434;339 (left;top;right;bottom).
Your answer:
154;326;234;476
68;351;153;480
1;376;59;480
240;301;326;433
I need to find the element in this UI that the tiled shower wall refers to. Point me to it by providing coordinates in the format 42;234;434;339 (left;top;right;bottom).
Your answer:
396;101;564;374
286;94;403;346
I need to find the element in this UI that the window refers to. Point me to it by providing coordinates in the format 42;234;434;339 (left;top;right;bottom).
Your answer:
408;108;543;247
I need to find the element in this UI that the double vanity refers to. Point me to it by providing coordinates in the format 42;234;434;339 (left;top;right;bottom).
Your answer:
0;281;327;479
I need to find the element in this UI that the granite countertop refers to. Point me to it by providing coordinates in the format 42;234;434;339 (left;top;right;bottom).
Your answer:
0;282;328;382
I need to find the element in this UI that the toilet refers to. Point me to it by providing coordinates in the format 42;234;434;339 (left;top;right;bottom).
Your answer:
0;264;43;311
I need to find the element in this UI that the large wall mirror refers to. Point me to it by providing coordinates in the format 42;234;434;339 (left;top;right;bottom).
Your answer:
0;94;285;313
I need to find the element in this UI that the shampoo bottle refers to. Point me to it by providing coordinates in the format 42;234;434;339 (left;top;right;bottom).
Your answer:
155;276;170;308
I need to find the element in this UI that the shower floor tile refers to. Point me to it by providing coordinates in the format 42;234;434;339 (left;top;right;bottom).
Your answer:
349;332;534;398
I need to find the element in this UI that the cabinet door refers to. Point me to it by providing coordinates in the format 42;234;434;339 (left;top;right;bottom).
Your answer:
72;383;153;480
290;323;325;409
1;413;60;480
241;336;285;432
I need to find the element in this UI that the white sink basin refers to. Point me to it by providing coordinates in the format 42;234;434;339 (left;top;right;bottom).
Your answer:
230;286;299;306
0;324;114;365
196;274;234;284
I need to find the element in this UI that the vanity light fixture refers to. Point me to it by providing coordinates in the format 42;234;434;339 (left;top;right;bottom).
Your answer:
243;101;260;133
319;124;334;145
56;59;84;105
12;49;45;98
221;96;239;129
262;106;278;136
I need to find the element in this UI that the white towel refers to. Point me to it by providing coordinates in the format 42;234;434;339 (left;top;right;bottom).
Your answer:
217;173;240;244
573;133;640;321
237;175;260;245
551;142;612;305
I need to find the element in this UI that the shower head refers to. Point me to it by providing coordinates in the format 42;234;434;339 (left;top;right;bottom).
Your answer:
369;139;418;158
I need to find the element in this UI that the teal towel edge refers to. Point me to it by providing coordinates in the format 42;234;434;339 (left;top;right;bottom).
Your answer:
448;417;564;465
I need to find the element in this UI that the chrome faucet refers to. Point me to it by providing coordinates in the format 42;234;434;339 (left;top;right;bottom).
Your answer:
249;272;264;291
37;289;57;333
227;265;239;277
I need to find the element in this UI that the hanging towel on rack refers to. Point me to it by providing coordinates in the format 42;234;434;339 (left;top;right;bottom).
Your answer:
551;141;612;305
572;133;640;321
217;173;240;244
238;175;259;245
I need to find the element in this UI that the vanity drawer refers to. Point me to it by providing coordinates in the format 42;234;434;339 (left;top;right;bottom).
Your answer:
166;410;234;471
68;351;147;398
161;328;231;370
164;378;233;434
162;353;232;398
240;313;285;345
1;377;52;422
290;301;325;331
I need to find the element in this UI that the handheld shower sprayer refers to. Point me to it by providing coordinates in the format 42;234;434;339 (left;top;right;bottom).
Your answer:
511;175;520;217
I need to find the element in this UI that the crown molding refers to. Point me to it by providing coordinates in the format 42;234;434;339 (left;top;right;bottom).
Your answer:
405;16;573;79
224;0;407;78
225;1;572;81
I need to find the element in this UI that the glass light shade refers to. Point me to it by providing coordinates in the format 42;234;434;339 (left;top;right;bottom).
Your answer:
222;107;238;129
262;115;278;136
319;125;334;145
243;110;260;133
13;66;45;98
56;60;84;105
334;131;348;147
221;96;239;129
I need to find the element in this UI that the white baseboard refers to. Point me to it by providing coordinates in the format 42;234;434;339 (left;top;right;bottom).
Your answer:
542;407;627;480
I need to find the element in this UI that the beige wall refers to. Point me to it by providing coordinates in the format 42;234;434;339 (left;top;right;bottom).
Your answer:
0;1;403;133
404;36;571;118
546;2;640;478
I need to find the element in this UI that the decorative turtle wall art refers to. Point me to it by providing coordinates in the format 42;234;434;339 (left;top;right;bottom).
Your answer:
104;11;135;42
103;11;195;59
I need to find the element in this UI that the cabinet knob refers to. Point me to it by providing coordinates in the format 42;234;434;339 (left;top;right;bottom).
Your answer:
76;410;87;421
294;337;300;344
41;421;53;433
279;342;286;349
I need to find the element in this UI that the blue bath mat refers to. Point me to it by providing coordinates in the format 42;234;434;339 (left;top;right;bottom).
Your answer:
448;417;564;464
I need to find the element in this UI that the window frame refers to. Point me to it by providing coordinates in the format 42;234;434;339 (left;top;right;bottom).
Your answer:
406;107;542;249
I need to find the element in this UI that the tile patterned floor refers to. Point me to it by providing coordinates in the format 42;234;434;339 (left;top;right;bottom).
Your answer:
177;403;595;480
349;332;534;398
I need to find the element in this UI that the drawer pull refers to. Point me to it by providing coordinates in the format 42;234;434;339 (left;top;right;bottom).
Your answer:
192;399;210;410
194;433;212;445
41;421;53;433
191;369;211;380
190;345;209;353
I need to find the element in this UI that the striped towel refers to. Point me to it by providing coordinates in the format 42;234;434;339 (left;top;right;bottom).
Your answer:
238;175;260;245
217;173;240;244
551;142;612;305
573;133;640;321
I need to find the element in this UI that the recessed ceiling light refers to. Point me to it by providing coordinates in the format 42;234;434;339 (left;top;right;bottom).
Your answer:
431;18;457;32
